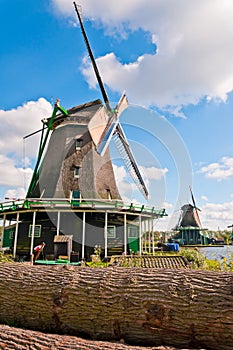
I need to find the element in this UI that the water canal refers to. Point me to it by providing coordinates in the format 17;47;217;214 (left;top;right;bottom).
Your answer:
198;245;233;262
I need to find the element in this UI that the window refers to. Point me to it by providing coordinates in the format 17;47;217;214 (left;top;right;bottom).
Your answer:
28;225;41;238
74;166;80;178
128;226;138;238
76;139;82;150
72;190;81;199
106;188;112;200
107;226;116;239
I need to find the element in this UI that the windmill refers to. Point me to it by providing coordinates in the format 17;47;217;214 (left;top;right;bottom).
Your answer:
0;3;166;262
173;187;208;245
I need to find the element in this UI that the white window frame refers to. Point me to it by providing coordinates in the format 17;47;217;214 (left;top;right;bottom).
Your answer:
75;139;82;150
106;188;112;200
74;166;80;178
107;225;116;239
127;226;138;238
28;225;42;238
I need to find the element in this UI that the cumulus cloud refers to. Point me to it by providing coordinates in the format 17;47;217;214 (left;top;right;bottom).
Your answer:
113;164;168;202
4;188;28;200
113;164;138;201
0;155;33;188
0;98;52;157
201;200;233;230
0;98;52;197
140;166;168;180
52;0;233;112
199;157;233;180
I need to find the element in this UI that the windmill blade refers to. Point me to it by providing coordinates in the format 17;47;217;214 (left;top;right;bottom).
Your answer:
74;3;131;156
189;186;202;228
115;91;128;115
189;186;201;211
97;116;119;156
96;92;129;156
114;123;149;199
73;2;111;111
88;105;109;147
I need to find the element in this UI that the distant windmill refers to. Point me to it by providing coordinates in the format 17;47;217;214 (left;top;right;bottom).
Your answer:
173;187;208;245
175;187;201;229
26;2;148;201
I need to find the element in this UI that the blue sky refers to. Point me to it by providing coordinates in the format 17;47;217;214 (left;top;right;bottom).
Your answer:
1;0;233;230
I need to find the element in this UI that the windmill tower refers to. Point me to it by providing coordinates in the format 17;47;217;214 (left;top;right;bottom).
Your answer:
26;98;123;201
0;3;166;261
172;187;208;245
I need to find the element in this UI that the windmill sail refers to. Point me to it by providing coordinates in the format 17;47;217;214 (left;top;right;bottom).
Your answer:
73;2;110;111
97;93;128;156
87;105;109;147
74;1;148;199
114;123;148;199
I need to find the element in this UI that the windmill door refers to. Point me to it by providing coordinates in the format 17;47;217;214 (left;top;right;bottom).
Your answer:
127;225;139;254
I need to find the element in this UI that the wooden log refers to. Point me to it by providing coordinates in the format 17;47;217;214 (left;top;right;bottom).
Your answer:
0;324;177;350
0;263;232;350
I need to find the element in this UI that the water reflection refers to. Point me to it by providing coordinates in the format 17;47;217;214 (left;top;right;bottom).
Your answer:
198;245;233;262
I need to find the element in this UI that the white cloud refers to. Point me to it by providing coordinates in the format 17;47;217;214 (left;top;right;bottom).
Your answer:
199;156;233;180
163;201;173;209
140;166;168;180
113;164;168;203
201;200;233;230
201;195;208;201
112;164;137;201
4;187;27;200
52;0;233;112
0;98;52;157
0;155;32;188
0;98;52;198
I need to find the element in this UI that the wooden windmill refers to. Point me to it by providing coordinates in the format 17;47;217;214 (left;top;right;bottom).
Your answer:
26;2;148;203
172;187;208;245
0;3;166;262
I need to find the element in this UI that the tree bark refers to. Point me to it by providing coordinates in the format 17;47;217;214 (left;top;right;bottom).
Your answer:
0;263;232;350
0;324;179;350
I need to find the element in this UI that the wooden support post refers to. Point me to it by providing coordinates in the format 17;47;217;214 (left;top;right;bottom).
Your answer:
56;211;60;236
82;211;86;260
148;219;151;253
13;212;20;259
104;211;108;258
30;211;36;263
152;219;155;255
124;213;127;254
139;215;142;255
2;214;6;246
